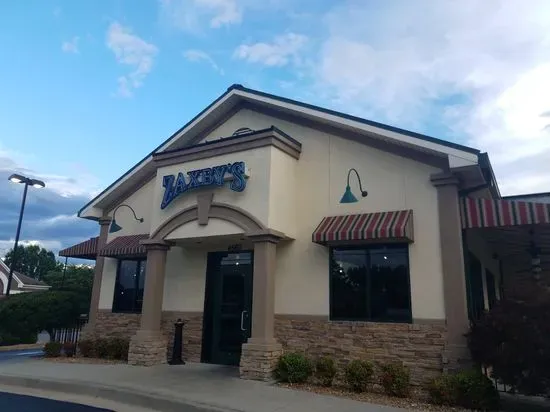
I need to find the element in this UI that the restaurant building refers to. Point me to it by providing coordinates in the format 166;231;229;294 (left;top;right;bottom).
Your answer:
60;84;550;384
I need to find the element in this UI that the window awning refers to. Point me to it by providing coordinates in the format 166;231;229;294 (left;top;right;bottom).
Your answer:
461;197;550;229
59;237;99;260
312;210;414;245
100;234;149;258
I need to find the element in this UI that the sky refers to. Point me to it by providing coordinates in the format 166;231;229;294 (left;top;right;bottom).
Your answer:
1;0;550;259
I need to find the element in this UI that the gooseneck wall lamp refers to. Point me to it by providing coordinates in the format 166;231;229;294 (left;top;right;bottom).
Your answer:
6;173;46;296
109;204;144;233
340;168;368;204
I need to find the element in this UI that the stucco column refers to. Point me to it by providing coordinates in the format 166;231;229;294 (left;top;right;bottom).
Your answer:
128;239;171;366
87;217;111;329
431;172;471;370
240;231;283;381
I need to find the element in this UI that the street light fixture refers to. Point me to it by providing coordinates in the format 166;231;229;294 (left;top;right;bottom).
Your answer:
6;173;46;296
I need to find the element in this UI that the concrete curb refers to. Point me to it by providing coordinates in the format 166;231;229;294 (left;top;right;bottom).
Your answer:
0;375;241;412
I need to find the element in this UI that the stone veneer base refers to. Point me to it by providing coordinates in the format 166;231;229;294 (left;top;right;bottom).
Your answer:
91;310;203;363
239;342;283;381
274;315;449;386
92;311;451;384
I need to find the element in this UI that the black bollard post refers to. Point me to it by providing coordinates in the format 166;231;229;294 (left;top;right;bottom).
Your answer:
169;318;185;365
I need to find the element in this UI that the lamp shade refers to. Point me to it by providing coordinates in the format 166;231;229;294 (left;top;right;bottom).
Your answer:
109;219;123;233
340;185;358;203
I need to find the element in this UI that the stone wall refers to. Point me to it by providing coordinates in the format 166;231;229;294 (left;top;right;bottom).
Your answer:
275;315;447;385
94;310;203;362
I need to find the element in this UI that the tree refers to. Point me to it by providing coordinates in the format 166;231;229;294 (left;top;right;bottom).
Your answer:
0;290;82;345
4;244;63;280
467;295;550;397
42;265;94;314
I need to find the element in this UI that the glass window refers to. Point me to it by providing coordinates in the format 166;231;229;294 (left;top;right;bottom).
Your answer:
113;259;146;313
330;244;412;323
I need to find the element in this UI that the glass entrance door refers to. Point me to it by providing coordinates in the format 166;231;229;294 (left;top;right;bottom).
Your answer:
202;251;253;366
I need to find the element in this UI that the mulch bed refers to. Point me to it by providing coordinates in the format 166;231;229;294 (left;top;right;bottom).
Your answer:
42;356;126;365
278;383;469;412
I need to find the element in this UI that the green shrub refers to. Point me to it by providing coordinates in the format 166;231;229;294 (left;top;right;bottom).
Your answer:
94;338;109;358
78;339;96;357
275;352;313;383
44;341;62;357
314;357;337;387
428;370;500;411
345;360;374;392
429;374;458;406
105;337;130;360
0;330;37;346
380;363;411;397
63;342;76;357
454;369;500;411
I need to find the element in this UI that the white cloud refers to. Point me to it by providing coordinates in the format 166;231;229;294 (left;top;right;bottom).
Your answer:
61;36;79;54
314;0;550;195
159;0;242;32
0;239;63;258
183;49;224;74
106;22;158;98
234;33;307;67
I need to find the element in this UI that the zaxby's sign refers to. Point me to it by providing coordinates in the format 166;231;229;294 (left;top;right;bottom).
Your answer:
161;161;247;209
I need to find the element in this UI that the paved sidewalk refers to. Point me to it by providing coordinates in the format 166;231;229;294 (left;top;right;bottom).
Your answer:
0;360;405;412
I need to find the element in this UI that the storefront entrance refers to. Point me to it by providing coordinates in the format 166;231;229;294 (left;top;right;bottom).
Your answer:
201;251;253;366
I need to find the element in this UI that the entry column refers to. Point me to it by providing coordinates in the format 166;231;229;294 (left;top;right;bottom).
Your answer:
240;231;284;381
431;172;471;371
128;239;172;366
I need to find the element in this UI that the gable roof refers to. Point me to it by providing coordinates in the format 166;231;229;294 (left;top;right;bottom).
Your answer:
79;84;484;219
0;259;50;294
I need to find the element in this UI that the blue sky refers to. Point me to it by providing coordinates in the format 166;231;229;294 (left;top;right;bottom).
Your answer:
1;0;550;259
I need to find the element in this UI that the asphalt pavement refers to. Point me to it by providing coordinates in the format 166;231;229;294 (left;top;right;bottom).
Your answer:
0;391;113;411
0;349;44;363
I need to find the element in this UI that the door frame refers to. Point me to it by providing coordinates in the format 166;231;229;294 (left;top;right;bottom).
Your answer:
200;250;254;365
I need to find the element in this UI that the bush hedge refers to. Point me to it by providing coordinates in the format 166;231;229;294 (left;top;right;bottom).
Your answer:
78;337;130;361
44;341;62;357
379;363;410;397
429;369;500;411
274;352;313;383
344;360;374;392
314;357;337;387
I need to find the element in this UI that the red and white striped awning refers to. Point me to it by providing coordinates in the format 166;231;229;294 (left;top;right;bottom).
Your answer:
59;237;99;260
100;234;149;257
312;210;414;245
461;197;550;229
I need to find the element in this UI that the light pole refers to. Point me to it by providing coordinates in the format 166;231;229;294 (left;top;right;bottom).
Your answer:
6;173;46;296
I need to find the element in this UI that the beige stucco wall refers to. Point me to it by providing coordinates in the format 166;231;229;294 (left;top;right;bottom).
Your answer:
200;109;446;320
152;147;273;235
163;246;206;312
98;258;117;309
97;107;447;321
105;177;154;242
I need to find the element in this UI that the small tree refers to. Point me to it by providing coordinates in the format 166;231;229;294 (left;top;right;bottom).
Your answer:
0;290;82;345
4;245;63;280
467;297;550;396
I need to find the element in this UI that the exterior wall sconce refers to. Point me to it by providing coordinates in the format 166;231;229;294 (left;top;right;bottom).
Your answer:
340;168;368;203
109;204;144;233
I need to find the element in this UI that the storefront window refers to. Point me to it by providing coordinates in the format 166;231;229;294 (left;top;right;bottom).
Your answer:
113;259;146;313
330;245;412;323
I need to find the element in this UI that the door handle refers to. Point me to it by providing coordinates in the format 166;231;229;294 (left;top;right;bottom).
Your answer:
240;310;248;331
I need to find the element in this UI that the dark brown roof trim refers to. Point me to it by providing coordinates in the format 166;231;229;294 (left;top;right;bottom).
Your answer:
153;126;301;167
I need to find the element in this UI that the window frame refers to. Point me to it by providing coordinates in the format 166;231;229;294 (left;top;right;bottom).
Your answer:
112;258;147;314
329;244;413;324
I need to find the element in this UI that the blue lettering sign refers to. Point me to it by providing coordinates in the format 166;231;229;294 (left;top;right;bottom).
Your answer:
161;161;247;209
